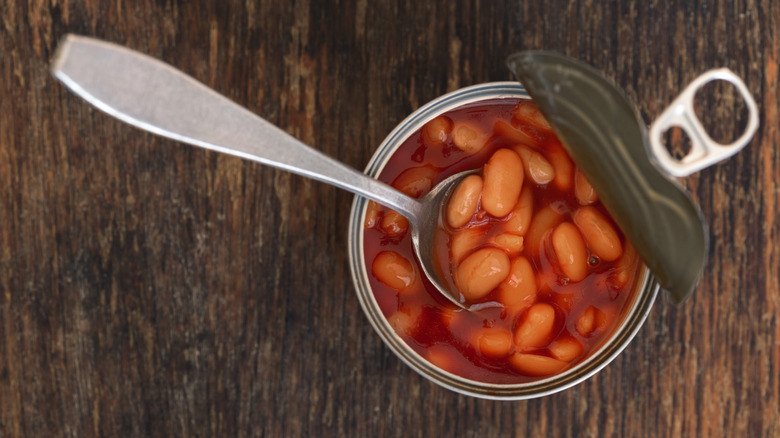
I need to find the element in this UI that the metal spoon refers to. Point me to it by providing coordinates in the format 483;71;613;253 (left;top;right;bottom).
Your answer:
51;34;470;309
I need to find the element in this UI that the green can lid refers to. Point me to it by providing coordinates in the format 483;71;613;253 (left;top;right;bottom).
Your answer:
507;51;707;303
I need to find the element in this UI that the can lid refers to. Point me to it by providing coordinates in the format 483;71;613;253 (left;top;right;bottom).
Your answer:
506;51;707;303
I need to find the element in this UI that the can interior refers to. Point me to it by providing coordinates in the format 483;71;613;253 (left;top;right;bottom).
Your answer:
347;82;660;400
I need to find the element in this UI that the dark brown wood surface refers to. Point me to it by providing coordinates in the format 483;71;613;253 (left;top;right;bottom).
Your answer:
1;1;778;436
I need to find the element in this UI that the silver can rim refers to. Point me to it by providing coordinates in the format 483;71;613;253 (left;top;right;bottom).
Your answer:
347;81;660;400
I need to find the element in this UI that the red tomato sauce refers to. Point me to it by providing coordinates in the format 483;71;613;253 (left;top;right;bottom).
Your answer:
363;98;641;384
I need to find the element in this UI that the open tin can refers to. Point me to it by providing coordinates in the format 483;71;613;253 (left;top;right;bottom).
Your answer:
347;70;757;399
48;37;758;400
347;82;656;399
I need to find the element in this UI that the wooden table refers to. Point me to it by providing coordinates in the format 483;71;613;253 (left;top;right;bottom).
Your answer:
1;1;778;436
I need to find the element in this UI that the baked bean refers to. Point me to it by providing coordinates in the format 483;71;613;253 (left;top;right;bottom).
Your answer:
497;257;537;311
576;306;605;337
548;337;583;362
455;247;511;301
574;167;599;205
552;222;588;282
446;174;483;228
490;233;524;257
599;306;617;333
514;303;556;351
512;144;555;185
504;185;533;236
450;226;487;263
544;139;573;191
422;115;453;147
364;200;381;229
513;100;552;131
440;307;464;327
573;206;622;262
612;241;638;288
372;251;416;291
452;120;489;155
387;308;421;335
426;346;459;374
525;206;564;257
494;119;539;147
509;353;567;376
380;210;409;237
392;165;437;198
474;328;514;358
481;148;525;218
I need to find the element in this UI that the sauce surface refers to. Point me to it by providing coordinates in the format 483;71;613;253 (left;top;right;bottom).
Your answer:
363;98;641;384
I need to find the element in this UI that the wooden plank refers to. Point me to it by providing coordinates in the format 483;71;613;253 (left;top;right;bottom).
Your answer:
0;0;777;436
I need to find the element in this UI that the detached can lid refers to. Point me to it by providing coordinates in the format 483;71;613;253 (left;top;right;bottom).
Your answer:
506;51;758;303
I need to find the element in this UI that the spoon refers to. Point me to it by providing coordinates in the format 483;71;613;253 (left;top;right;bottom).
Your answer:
51;34;471;309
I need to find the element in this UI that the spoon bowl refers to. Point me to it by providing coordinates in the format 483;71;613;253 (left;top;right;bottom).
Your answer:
51;34;470;309
411;169;478;308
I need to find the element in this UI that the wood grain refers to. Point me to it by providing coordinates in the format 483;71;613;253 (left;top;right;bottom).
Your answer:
1;0;778;436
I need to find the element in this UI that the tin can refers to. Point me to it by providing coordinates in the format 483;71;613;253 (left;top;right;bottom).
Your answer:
347;82;660;400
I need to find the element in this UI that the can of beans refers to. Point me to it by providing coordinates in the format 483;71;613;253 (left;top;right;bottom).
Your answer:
347;82;659;400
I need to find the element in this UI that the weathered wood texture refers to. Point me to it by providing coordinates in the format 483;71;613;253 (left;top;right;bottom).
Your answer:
1;0;778;436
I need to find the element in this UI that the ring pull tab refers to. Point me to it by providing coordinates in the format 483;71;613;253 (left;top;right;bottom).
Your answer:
648;68;759;177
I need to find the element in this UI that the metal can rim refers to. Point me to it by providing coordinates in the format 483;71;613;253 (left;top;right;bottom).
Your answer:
347;81;659;400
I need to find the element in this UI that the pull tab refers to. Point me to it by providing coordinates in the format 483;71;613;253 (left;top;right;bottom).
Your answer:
648;69;759;177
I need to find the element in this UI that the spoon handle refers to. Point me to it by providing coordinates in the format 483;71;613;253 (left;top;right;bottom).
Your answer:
51;35;420;221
